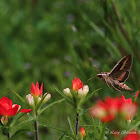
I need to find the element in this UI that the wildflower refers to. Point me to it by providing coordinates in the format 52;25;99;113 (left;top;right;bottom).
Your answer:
0;97;32;125
27;82;51;109
123;131;140;140
31;81;43;96
64;77;89;100
80;127;86;138
0;97;21;117
89;95;137;123
71;77;83;92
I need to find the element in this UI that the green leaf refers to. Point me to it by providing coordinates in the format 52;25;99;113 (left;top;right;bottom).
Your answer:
81;88;102;106
10;114;33;128
127;121;140;132
38;123;65;132
67;117;76;139
59;128;71;140
92;117;98;139
17;118;34;126
10;128;34;140
11;90;27;104
38;99;65;116
54;85;75;107
99;123;107;140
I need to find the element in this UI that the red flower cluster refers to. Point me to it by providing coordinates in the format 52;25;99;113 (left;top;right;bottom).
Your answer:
64;77;89;100
71;77;83;92
27;81;51;106
0;97;32;124
123;131;140;140
89;95;137;122
31;81;43;96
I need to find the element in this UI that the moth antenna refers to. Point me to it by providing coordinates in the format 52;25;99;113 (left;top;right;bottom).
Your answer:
94;65;101;73
86;76;97;84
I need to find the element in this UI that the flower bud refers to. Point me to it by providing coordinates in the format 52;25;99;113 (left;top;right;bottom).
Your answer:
83;85;89;97
43;93;51;104
37;97;41;103
63;88;72;98
80;127;86;138
78;88;83;98
1;116;8;125
26;94;34;106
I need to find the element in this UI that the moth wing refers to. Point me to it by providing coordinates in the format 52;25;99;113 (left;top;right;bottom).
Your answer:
111;70;129;82
109;55;132;82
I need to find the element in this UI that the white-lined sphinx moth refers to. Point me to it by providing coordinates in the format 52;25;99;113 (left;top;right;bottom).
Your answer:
97;55;132;91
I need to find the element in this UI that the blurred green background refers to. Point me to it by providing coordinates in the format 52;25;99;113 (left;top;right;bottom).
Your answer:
0;0;140;139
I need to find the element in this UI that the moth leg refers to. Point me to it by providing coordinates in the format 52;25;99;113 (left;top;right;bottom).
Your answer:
110;80;121;92
104;77;114;92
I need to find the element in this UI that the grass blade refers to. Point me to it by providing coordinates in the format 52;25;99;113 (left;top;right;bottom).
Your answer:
67;117;76;139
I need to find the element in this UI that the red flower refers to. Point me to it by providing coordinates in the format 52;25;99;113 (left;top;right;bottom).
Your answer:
0;97;32;125
123;131;140;140
71;77;83;92
89;95;137;123
31;81;43;96
80;127;86;138
89;98;119;122
0;97;20;116
121;95;132;104
19;109;32;113
121;95;137;120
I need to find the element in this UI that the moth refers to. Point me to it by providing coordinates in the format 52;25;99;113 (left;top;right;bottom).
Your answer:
96;54;133;91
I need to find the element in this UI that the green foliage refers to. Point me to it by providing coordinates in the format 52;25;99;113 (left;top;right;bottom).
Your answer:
0;0;139;139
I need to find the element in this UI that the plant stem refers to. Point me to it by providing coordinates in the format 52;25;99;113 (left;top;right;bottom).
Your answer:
75;112;79;136
35;121;39;140
7;133;10;139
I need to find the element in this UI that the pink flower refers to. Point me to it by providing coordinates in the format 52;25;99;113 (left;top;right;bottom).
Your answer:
71;77;83;92
31;81;43;96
